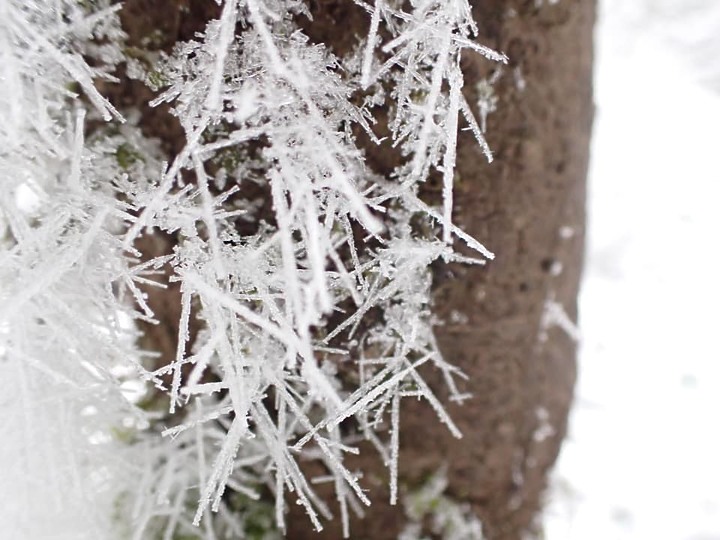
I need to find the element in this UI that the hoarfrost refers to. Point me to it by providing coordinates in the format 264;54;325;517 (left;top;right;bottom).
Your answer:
0;0;505;537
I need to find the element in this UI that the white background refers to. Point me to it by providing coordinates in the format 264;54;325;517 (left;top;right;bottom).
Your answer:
545;1;720;538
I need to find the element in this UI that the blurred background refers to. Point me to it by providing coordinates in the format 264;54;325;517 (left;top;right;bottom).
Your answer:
545;0;720;538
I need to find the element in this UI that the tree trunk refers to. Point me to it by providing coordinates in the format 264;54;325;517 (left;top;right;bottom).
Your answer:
117;0;595;538
289;2;595;539
404;1;594;536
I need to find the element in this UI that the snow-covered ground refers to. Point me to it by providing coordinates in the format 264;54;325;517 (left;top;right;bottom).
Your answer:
545;1;720;539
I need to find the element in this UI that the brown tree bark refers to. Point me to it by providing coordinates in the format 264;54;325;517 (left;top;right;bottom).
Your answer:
290;2;595;539
115;1;595;538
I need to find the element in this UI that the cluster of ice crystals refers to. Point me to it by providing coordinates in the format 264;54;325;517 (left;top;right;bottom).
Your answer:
0;1;504;537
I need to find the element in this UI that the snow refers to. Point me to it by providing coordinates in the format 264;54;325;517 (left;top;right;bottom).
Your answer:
545;1;720;539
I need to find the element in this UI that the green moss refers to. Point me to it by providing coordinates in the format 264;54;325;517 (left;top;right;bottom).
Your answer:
116;143;144;170
230;493;281;540
65;81;80;95
77;0;100;11
110;425;136;444
410;89;429;104
147;69;169;91
401;468;483;539
135;390;170;413
212;146;244;173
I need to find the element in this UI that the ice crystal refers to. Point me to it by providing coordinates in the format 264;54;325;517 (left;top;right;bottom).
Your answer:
0;1;505;537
